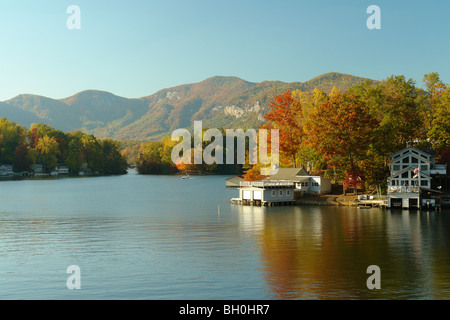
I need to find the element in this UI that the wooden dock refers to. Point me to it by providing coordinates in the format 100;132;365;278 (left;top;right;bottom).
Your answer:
231;198;296;207
357;199;388;208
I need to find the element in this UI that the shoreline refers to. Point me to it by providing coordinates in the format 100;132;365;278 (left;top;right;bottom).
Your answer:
296;194;359;207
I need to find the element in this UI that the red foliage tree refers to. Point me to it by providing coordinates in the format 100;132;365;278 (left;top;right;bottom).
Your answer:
262;91;303;167
305;90;379;186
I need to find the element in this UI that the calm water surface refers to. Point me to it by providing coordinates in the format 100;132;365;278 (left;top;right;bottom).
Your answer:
1;170;449;300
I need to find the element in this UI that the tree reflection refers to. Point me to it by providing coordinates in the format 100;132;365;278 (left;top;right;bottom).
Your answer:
237;206;450;299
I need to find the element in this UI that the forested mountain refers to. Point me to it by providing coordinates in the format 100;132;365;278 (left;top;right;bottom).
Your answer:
1;72;375;141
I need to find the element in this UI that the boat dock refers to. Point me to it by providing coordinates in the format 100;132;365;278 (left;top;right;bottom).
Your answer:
356;194;388;208
357;199;388;208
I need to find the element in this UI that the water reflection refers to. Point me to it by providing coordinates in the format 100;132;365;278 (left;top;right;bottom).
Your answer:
236;206;450;299
1;174;450;299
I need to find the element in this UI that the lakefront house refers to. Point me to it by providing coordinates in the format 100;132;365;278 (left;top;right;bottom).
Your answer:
230;167;332;206
0;165;14;177
266;168;332;196
387;147;447;209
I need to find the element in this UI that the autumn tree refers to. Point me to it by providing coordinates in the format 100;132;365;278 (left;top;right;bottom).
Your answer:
262;90;303;167
305;89;379;192
13;144;32;172
293;88;329;172
428;86;450;152
35;135;60;171
419;72;447;132
243;165;265;181
0;118;27;164
102;138;128;174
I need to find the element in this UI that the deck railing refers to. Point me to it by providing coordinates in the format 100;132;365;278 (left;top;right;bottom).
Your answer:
240;180;295;188
388;186;420;194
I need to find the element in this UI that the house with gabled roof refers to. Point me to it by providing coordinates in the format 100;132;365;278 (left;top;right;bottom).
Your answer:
387;147;447;209
266;167;332;196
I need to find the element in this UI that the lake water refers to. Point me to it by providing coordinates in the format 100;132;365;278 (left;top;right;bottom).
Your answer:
1;170;449;300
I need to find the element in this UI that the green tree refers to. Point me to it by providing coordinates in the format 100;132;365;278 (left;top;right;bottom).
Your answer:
428;87;450;151
137;141;164;174
80;135;104;172
102;138;128;174
67;138;83;173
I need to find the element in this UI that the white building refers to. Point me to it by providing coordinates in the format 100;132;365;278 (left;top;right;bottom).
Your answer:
231;168;332;206
387;147;446;209
266;168;332;196
0;165;14;177
231;180;296;206
55;166;70;175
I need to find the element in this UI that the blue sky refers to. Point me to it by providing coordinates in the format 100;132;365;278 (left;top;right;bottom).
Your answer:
0;0;448;101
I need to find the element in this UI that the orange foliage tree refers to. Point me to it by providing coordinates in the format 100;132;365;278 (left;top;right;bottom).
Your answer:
243;165;265;181
304;90;379;192
262;90;303;168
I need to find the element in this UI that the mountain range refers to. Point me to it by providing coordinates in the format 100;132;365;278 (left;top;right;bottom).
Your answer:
0;72;376;141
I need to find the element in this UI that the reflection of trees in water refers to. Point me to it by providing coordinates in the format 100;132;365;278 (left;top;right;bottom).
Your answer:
244;207;450;299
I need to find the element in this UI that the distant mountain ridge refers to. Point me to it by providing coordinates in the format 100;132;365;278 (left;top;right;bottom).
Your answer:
0;72;376;140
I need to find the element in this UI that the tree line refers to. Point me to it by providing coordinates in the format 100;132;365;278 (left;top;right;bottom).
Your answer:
0;119;128;175
136;134;243;175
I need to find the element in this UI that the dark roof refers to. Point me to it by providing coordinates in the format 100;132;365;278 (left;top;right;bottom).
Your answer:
225;176;244;188
266;168;310;181
420;187;442;194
